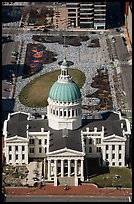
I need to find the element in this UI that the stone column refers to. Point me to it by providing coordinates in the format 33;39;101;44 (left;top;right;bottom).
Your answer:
61;159;64;177
25;144;29;164
12;145;15;165
68;160;71;177
74;160;77;177
102;145;106;161
109;145;112;166
48;159;51;180
54;160;57;177
115;145;118;166
122;145;125;166
81;159;84;181
18;145;22;164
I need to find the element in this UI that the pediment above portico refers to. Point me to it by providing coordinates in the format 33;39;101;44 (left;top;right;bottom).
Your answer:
103;134;126;142
47;147;85;157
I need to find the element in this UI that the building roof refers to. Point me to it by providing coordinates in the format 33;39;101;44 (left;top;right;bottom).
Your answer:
5;111;128;151
81;111;127;137
48;128;82;152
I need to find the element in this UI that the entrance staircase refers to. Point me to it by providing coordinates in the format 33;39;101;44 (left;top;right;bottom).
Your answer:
57;177;75;186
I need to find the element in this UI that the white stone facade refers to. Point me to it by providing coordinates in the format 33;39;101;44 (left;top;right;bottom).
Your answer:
47;98;82;130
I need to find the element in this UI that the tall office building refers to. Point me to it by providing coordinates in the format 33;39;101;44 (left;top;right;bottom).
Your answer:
66;2;106;29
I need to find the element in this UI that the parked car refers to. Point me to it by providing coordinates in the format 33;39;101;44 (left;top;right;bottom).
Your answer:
4;88;11;92
42;29;49;32
112;37;116;43
11;61;16;64
32;113;42;118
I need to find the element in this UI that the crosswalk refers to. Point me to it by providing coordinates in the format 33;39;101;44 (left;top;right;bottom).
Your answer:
121;109;132;113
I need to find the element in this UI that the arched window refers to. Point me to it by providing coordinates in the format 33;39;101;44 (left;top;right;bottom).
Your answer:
72;109;74;116
56;110;58;116
60;110;62;116
64;110;66;117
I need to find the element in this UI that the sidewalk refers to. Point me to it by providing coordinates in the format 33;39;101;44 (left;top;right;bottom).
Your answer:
5;185;132;197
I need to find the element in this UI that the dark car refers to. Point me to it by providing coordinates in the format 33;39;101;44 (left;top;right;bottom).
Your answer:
43;29;49;32
32;113;41;118
2;193;6;202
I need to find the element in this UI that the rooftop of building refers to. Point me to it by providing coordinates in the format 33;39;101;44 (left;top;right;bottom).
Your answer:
5;111;129;153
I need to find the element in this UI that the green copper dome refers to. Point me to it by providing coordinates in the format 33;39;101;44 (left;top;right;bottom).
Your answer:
49;80;81;102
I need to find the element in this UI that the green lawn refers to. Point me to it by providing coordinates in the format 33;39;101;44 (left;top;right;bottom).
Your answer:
87;158;132;188
19;69;85;108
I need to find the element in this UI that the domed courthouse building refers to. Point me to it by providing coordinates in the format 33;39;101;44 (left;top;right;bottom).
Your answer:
3;58;131;186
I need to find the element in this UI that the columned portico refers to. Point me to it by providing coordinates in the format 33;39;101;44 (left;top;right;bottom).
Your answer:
47;155;84;185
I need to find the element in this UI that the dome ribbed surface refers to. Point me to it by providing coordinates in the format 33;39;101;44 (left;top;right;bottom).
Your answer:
49;81;81;102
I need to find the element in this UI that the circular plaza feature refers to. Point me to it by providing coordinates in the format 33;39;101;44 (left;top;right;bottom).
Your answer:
19;69;85;108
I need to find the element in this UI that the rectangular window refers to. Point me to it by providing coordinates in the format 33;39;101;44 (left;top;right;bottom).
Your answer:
16;154;18;160
9;146;12;151
22;146;25;151
89;147;92;153
112;154;115;159
119;154;121;159
112;145;115;150
119;162;122;166
106;145;108;150
9;154;12;160
96;138;101;144
44;139;47;145
97;147;101;152
22;154;25;160
106;154;108;159
39;147;42;153
30;147;34;153
15;146;18;151
89;138;92;144
39;139;41;145
84;139;86;144
119;145;122;150
112;162;115;166
45;147;47;153
29;139;34;145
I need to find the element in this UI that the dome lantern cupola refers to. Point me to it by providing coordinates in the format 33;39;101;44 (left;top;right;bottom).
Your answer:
58;56;72;83
47;57;82;130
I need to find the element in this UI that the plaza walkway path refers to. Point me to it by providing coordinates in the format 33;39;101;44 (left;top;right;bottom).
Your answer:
5;184;132;197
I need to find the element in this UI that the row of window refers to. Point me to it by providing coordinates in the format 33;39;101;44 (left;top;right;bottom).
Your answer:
106;153;122;160
9;154;25;161
29;147;47;154
86;146;101;153
106;145;122;151
50;108;81;117
29;138;47;145
9;145;25;152
84;138;101;144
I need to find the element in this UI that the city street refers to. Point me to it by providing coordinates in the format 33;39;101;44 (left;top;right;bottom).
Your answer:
6;195;131;202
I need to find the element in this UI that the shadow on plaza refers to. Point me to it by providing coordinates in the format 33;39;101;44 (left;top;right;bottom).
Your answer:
2;99;15;124
105;2;125;29
86;158;110;180
2;5;22;23
2;64;23;80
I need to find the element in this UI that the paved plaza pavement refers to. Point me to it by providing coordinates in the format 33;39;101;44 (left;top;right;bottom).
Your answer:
13;31;118;114
5;185;132;197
